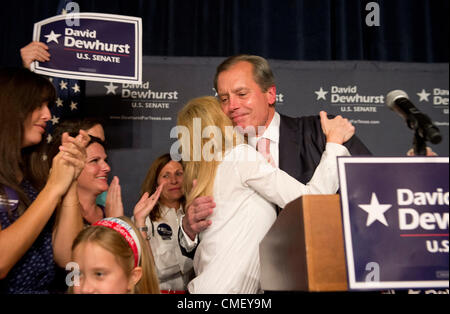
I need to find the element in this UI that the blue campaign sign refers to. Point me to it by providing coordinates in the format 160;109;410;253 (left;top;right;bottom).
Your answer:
338;157;449;290
31;13;142;84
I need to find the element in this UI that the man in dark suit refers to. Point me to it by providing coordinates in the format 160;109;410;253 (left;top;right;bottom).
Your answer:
179;55;370;256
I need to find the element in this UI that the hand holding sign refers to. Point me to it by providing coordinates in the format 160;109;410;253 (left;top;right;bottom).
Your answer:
32;13;142;84
20;41;51;69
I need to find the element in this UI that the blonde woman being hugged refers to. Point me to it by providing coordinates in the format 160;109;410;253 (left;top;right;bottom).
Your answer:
133;154;194;293
177;96;355;294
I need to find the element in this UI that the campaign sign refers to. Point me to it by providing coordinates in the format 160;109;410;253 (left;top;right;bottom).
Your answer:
338;157;449;290
31;13;142;84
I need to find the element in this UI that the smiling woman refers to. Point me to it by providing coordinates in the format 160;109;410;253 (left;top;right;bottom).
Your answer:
0;67;88;294
133;153;194;293
22;102;51;147
44;119;116;226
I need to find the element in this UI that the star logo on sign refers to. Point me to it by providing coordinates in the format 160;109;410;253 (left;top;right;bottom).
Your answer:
105;82;119;95
315;87;328;100
358;193;392;227
417;89;430;102
44;30;61;44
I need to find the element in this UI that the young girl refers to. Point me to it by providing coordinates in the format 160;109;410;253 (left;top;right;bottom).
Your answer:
71;216;160;294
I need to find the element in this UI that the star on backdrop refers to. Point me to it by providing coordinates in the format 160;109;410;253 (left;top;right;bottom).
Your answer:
72;83;81;93
104;82;119;95
417;89;430;102
50;115;60;125
315;87;328;100
55;98;64;107
59;80;68;90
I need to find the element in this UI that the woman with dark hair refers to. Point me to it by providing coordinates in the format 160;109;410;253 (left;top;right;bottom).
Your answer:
133;153;194;293
46;119;123;225
0;67;88;294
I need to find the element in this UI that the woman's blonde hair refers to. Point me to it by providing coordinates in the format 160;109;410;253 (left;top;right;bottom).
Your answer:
176;96;243;207
71;216;160;294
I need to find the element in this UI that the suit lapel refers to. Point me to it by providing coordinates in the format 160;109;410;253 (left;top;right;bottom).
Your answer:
278;114;301;180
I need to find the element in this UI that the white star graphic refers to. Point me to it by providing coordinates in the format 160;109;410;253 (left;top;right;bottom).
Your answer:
358;193;392;227
50;115;60;125
315;87;328;100
46;134;53;143
72;83;81;93
55;98;63;107
105;82;119;95
59;80;68;90
417;89;430;102
70;101;78;111
44;30;62;44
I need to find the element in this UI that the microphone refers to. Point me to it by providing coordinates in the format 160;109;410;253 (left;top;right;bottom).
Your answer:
386;90;442;144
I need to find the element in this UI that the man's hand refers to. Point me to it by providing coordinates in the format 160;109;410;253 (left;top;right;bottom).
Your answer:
320;111;355;144
406;147;438;156
20;41;50;69
182;193;215;241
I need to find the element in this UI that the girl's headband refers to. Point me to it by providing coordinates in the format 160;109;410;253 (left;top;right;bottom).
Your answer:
93;217;142;267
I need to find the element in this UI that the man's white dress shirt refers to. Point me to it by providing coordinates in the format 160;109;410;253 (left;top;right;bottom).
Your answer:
187;142;350;293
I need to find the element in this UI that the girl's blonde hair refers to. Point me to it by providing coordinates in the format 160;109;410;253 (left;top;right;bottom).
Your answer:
176;96;243;207
71;216;160;294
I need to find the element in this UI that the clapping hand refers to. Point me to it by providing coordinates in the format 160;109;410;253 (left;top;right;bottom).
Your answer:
133;183;165;228
47;130;90;197
104;176;124;217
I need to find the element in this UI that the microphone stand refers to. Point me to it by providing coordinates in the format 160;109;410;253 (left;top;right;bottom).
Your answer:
412;129;427;156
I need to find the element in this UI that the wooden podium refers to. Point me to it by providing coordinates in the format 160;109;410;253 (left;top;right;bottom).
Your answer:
259;194;348;292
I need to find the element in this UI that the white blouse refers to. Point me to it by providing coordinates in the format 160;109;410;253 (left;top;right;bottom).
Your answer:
145;205;194;291
187;142;350;294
